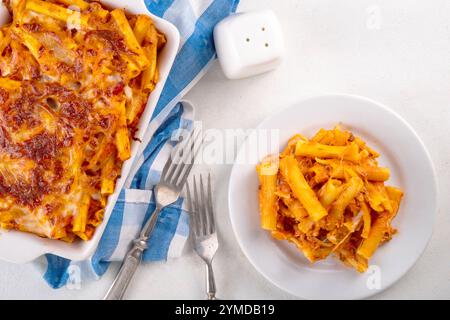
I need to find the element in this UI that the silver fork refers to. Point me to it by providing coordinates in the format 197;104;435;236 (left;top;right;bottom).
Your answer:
186;174;219;300
104;128;202;300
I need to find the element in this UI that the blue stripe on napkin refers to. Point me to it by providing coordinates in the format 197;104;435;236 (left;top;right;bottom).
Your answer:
131;102;184;189
144;0;176;17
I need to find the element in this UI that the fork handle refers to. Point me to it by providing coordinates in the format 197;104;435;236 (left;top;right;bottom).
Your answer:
206;262;217;300
104;206;162;300
141;206;162;238
104;241;146;300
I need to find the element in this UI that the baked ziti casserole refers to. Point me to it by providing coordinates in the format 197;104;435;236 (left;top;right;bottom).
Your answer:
257;126;403;272
0;0;165;241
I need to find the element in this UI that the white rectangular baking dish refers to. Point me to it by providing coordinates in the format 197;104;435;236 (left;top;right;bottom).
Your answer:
0;0;180;263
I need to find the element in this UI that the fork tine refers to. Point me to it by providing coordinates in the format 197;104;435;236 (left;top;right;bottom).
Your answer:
160;152;174;182
173;129;203;188
193;175;201;236
185;180;192;211
199;174;208;236
206;173;215;234
172;128;200;179
161;130;188;181
163;128;196;182
185;180;196;237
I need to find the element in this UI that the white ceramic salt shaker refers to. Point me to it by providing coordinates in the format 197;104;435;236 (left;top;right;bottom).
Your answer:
213;10;285;79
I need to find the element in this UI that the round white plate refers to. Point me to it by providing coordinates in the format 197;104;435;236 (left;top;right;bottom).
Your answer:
228;94;437;299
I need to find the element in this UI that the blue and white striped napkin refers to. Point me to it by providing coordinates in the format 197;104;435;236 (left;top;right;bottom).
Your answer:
39;0;239;289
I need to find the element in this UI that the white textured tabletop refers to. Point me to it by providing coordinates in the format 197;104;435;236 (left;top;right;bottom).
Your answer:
1;0;450;299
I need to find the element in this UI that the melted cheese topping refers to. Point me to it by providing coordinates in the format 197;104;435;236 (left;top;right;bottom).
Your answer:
0;0;165;241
